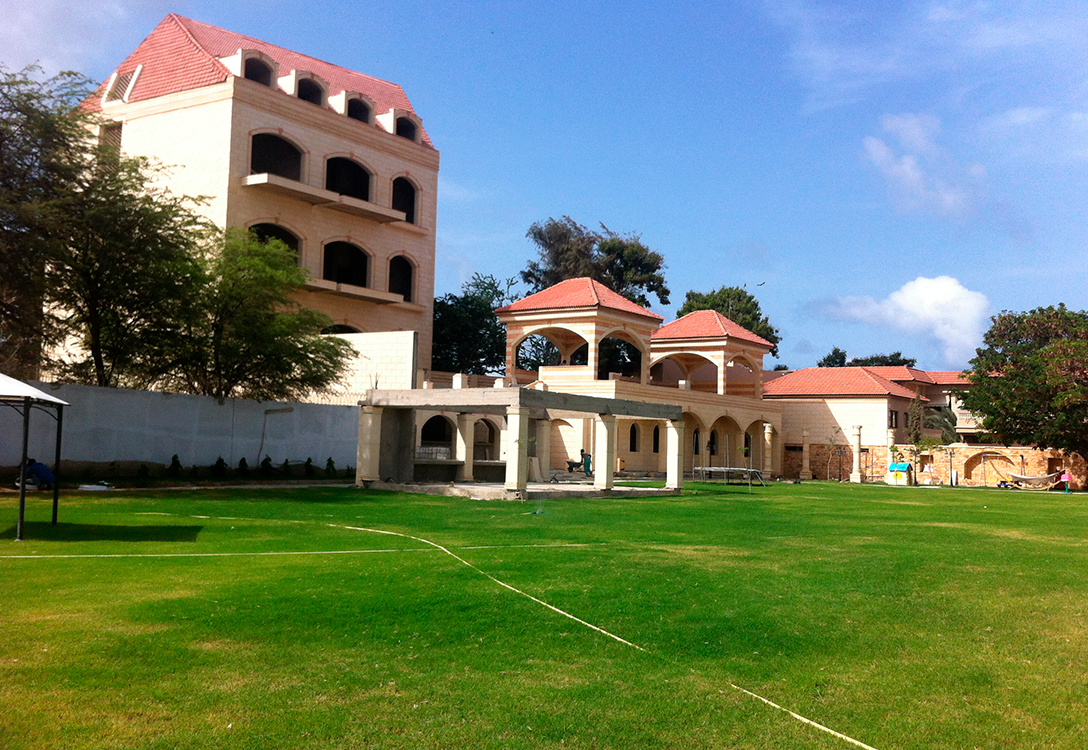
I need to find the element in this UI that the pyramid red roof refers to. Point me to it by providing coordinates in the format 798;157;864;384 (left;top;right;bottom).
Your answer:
651;309;772;349
762;367;926;401
87;14;431;147
495;278;662;320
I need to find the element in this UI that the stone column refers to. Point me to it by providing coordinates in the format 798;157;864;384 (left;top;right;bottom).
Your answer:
886;428;896;463
800;427;812;480
666;419;685;490
850;425;864;483
356;406;383;484
504;406;530;494
763;422;774;476
594;414;616;490
717;355;727;395
455;413;474;481
536;419;552;476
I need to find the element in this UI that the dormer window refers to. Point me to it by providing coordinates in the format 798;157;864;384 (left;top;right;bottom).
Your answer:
297;78;324;106
244;58;273;86
347;99;371;123
395;117;416;141
101;65;142;105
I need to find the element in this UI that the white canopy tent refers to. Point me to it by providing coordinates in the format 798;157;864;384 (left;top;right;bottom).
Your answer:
0;374;68;540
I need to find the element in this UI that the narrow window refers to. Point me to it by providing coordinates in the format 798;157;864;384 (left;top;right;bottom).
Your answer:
251;134;302;181
392;177;416;223
693;428;701;456
101;122;123;151
888;410;898;429
244;59;272;86
709;430;718;456
325;158;370;201
323;242;368;287
297;78;323;105
629;424;639;453
251;223;300;255
347;98;370;123
652;426;660;454
395;117;417;140
389;256;414;302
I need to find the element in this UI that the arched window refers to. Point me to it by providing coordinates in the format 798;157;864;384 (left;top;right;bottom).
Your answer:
388;256;414;302
297;78;323;106
323;242;368;287
251;134;301;181
250;223;299;254
420;416;454;459
347;98;371;123
395;117;417;140
244;58;272;86
693;428;701;456
325;158;370;201
629;424;639;453
652;425;660;454
709;430;718;456
392;177;417;224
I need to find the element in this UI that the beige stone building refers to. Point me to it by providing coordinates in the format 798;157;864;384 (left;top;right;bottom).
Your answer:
88;14;438;365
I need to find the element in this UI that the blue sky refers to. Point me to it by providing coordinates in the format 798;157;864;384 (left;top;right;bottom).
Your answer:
4;0;1086;370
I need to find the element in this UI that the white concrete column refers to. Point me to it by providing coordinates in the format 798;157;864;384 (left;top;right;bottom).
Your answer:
666;419;685;490
452;373;467;389
505;406;530;492
356;406;383;483
850;425;864;483
594;414;616;490
455;413;474;481
887;428;896;462
763;422;774;476
800;427;812;480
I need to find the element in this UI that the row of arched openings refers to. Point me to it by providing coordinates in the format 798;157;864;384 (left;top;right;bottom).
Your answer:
243;59;418;141
628;424;661;454
250;135;418;224
251;224;414;302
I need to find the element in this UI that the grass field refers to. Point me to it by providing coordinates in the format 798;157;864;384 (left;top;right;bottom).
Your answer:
2;481;1087;749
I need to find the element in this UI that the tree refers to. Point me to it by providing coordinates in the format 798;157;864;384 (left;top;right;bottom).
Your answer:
162;228;355;400
906;393;925;445
817;347;847;367
0;66;93;378
521;216;670;307
926;407;958;444
960;305;1088;457
432;274;517;375
48;154;209;387
848;351;916;367
676;286;781;356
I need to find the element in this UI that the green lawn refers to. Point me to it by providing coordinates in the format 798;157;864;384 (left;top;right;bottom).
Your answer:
2;482;1087;749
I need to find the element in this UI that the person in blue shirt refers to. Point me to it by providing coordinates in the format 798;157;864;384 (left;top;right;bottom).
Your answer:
20;458;55;490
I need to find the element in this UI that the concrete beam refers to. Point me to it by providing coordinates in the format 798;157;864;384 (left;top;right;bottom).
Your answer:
364;387;682;421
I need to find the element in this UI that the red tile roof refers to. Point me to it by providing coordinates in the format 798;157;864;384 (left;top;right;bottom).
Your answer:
863;366;935;384
651;309;773;349
926;370;970;386
495;278;662;320
762;367;927;401
87;14;432;147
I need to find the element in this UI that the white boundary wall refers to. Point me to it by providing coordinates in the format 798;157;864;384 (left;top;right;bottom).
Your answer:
0;382;359;470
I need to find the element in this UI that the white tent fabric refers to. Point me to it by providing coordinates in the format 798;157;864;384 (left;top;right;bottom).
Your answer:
0;373;68;405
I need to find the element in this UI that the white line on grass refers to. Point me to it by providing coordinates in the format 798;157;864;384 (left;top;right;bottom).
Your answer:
336;523;880;750
0;549;439;560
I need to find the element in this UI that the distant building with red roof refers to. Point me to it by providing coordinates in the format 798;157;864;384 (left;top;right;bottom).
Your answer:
90;14;439;365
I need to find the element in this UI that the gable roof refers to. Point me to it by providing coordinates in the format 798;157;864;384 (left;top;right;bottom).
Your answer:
88;14;432;147
651;309;773;349
862;366;935;384
762;367;927;401
495;278;662;321
927;370;970;386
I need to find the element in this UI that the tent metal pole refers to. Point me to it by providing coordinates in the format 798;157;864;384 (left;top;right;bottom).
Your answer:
52;404;63;525
16;397;30;541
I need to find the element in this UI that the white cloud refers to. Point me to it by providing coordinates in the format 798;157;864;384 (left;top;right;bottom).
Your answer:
824;276;989;367
863;115;979;217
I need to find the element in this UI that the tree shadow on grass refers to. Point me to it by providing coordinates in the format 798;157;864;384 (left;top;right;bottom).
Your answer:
2;522;203;543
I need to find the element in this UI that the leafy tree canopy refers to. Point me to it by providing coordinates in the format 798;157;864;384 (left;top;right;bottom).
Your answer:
432;274;517;375
961;305;1088;457
521;216;670;307
816;348;916;367
161;229;355;401
676;286;781;357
